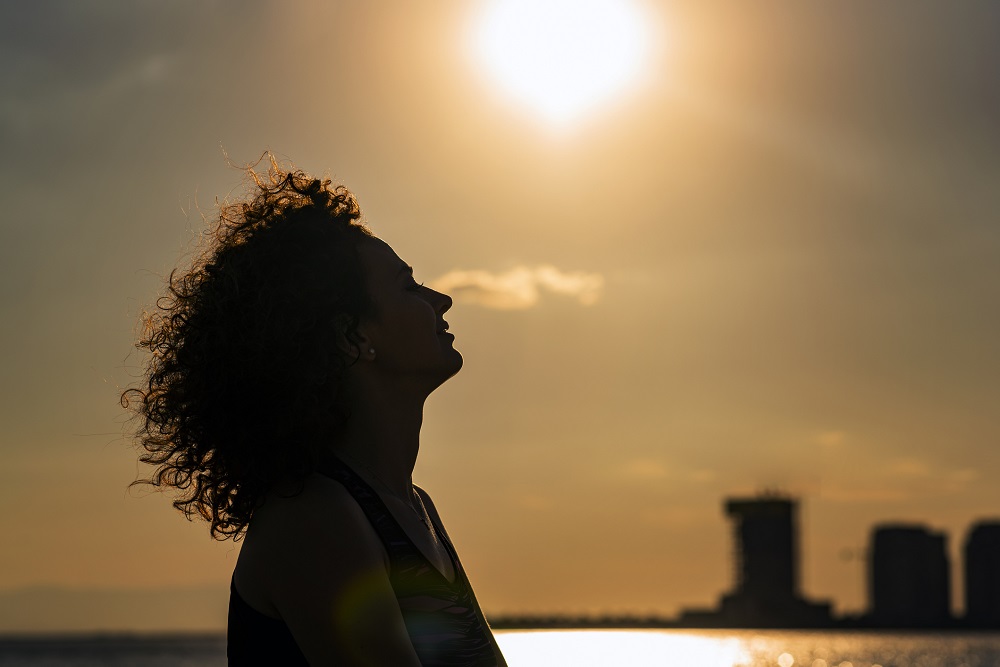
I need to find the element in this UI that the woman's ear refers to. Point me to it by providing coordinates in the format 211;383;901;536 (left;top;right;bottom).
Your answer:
335;315;374;362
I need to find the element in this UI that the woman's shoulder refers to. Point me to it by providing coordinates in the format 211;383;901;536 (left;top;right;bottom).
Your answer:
256;472;358;521
247;472;385;553
235;473;390;608
234;474;424;666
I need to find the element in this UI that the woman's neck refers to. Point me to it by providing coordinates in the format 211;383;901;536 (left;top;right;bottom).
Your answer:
333;394;424;500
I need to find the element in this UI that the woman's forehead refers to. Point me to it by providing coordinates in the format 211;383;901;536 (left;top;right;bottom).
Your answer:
360;237;407;273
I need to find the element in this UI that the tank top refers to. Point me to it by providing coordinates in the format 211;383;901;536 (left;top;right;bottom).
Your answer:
227;456;506;666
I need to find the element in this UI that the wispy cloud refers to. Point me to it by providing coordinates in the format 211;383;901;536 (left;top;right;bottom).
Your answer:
819;484;911;504
617;458;670;480
815;431;847;448
429;265;604;310
818;458;982;504
639;506;705;528
886;458;932;478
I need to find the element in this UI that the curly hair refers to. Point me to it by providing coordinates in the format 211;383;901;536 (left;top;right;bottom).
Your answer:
123;157;375;539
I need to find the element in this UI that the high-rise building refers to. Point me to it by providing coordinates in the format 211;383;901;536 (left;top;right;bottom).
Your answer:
869;524;950;627
678;495;830;627
965;521;1000;628
725;497;798;607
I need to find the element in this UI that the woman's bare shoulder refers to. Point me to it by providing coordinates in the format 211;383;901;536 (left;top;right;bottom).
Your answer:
235;473;388;606
254;473;359;524
235;473;420;664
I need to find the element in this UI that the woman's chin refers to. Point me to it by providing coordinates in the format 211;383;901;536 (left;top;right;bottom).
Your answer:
440;348;464;381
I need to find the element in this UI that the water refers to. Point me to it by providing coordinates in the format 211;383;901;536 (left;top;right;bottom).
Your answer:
1;630;998;666
0;634;224;667
497;630;1000;667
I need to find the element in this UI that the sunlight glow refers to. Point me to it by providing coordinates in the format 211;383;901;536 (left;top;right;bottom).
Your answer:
471;0;653;124
494;631;746;667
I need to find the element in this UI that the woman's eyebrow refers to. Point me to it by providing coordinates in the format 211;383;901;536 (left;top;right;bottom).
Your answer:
396;264;414;278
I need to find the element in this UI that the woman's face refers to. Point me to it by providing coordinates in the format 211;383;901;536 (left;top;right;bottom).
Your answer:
356;238;462;390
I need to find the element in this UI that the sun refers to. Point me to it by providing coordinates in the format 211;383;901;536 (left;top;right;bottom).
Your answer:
470;0;653;125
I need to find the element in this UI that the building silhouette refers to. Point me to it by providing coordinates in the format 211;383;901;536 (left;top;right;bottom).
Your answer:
493;500;1000;631
869;524;950;627
678;495;830;628
965;521;1000;628
725;497;798;609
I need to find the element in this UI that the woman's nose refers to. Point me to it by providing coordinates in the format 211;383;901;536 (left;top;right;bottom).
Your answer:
435;289;453;314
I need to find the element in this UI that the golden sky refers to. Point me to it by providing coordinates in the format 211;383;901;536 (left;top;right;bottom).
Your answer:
1;0;999;631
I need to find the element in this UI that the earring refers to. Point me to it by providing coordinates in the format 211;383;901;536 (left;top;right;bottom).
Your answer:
369;347;376;357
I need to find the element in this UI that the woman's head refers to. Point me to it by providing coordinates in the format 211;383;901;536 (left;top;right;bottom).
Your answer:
349;238;462;393
125;158;380;539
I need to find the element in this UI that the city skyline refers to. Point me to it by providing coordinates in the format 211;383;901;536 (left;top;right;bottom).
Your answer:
3;491;997;632
679;496;1000;628
499;494;1000;629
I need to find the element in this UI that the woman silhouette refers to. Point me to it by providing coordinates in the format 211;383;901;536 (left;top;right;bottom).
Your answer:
125;158;507;666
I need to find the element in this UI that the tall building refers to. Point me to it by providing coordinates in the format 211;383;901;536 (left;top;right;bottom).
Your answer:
869;524;950;627
965;521;1000;628
725;497;798;607
679;495;830;627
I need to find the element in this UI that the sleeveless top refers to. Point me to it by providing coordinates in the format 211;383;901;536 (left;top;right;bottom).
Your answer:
227;457;506;666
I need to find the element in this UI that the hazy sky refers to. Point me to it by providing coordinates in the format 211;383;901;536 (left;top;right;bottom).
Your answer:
2;0;999;631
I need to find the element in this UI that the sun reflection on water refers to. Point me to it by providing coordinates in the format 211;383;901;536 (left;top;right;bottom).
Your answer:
493;629;990;667
495;630;746;667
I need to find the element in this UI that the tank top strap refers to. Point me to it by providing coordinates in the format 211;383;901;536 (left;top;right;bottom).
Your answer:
314;455;420;565
302;456;505;666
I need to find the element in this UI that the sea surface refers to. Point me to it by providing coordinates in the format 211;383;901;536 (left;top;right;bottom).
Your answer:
1;629;999;666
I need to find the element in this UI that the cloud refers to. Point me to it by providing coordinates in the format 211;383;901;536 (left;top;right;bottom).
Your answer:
510;492;555;511
819;484;911;504
886;458;932;478
815;431;846;448
617;458;670;480
819;459;982;503
639;506;704;528
688;469;717;483
943;468;980;493
429;265;604;310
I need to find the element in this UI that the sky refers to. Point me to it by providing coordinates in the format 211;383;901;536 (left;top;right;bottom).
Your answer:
1;0;999;632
